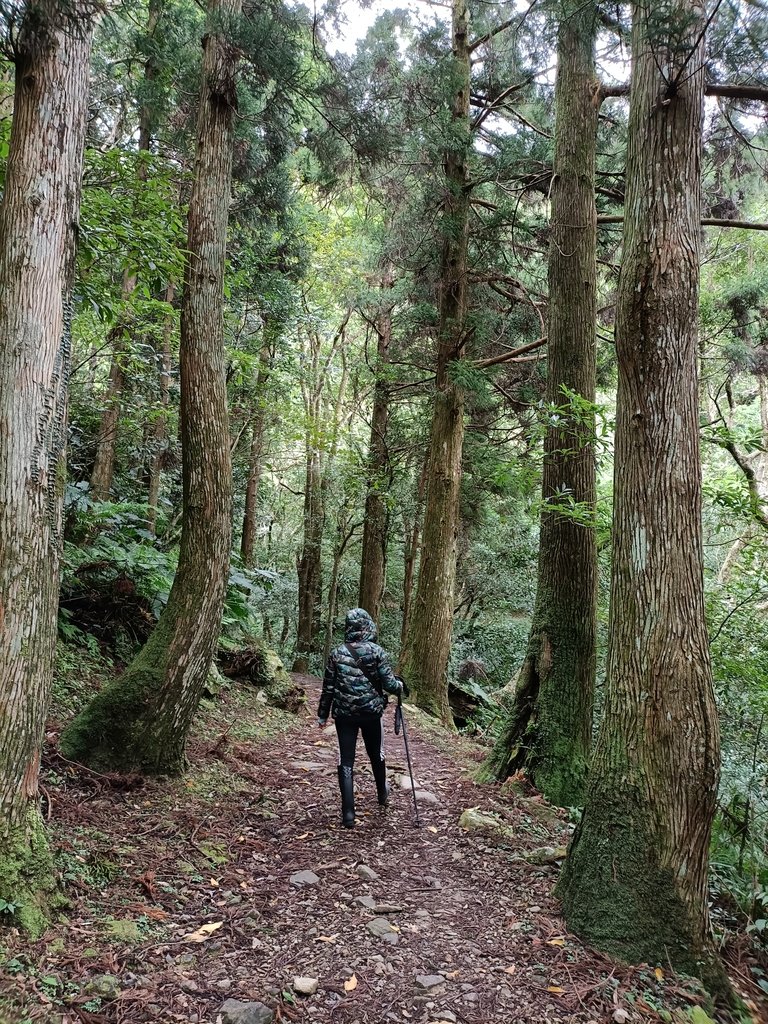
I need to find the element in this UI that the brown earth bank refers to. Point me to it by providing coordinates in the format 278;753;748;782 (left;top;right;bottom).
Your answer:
1;674;765;1024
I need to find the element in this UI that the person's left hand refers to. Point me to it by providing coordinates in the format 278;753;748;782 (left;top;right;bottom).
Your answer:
317;717;328;729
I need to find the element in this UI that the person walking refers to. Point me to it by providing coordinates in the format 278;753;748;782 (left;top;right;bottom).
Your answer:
318;607;405;828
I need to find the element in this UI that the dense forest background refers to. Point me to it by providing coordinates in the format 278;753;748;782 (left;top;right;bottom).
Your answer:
2;0;768;1012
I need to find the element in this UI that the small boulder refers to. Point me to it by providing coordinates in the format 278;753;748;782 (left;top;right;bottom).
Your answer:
84;974;121;999
290;870;320;887
219;999;274;1024
292;977;319;996
415;974;446;992
353;895;378;910
521;846;567;865
355;864;380;881
367;917;399;944
414;790;439;805
456;802;512;835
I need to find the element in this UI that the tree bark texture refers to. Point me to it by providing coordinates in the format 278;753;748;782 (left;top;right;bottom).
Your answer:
402;0;470;723
0;1;94;934
62;0;241;774
557;0;722;977
480;0;598;806
359;276;394;621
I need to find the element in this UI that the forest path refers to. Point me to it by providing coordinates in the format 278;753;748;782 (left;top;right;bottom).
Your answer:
1;675;712;1024
216;674;621;1024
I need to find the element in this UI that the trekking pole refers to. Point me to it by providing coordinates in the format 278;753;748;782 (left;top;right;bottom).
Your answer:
394;688;421;828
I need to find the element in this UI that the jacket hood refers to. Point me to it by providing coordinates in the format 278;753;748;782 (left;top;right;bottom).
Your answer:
344;607;378;643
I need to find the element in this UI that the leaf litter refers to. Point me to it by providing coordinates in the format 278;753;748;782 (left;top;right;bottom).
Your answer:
0;673;762;1024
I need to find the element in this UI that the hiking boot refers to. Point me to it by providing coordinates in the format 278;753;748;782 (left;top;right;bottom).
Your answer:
372;759;389;808
338;765;355;828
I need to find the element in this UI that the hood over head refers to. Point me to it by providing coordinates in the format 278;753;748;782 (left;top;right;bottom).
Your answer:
344;607;378;643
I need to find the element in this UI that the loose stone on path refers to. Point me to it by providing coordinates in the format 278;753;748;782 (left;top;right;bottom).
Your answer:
218;999;274;1024
290;870;320;887
367;917;399;943
292;976;319;995
415;974;447;992
355;864;380;881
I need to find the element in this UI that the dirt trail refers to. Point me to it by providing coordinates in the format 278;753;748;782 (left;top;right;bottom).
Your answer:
0;675;737;1024
244;674;588;1024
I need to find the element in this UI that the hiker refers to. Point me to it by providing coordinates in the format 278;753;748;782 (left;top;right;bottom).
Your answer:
318;607;406;828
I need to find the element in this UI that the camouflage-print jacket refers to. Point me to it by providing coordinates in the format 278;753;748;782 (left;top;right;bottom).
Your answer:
318;608;403;721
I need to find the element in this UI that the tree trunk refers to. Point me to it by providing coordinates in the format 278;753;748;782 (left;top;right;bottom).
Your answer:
399;459;428;658
359;273;394;621
62;0;241;774
324;515;359;663
293;442;324;673
89;271;136;501
0;2;93;934
146;280;175;534
557;0;722;978
402;0;470;723
240;339;272;566
479;0;598;806
292;314;350;672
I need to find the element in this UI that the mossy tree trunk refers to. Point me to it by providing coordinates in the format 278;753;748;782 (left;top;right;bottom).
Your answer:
61;0;241;774
0;1;94;934
557;0;722;976
359;270;395;622
402;0;470;724
480;0;598;806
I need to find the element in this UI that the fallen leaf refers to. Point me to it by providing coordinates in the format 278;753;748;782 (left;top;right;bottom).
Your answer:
503;966;516;975
209;878;219;887
184;921;223;943
317;934;338;943
546;936;565;947
654;967;664;982
547;986;565;995
296;833;310;840
427;826;439;833
343;975;358;992
444;970;460;979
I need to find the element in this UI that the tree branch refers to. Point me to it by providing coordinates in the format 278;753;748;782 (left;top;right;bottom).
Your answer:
474;335;547;370
597;215;768;231
600;82;768;103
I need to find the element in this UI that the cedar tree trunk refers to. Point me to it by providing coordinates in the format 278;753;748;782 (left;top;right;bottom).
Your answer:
480;0;598;805
0;1;93;934
359;273;395;621
402;0;470;723
61;0;241;773
557;0;722;978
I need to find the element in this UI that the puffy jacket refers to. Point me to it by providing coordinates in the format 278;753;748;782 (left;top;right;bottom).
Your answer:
318;608;403;721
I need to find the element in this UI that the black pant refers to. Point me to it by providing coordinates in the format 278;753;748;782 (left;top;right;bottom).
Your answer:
335;714;384;770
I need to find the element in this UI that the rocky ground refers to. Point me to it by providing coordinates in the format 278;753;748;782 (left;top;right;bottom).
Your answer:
0;674;764;1024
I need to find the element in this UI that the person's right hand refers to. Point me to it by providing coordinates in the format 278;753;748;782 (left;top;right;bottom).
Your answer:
317;716;328;728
